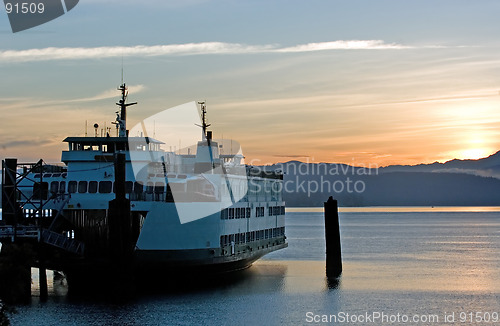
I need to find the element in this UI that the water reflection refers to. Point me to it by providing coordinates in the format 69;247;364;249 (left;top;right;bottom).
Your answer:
9;210;500;326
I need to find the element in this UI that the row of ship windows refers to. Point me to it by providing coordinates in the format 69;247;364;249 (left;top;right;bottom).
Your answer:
220;227;285;247
220;206;285;219
35;172;187;180
33;173;67;179
40;180;171;195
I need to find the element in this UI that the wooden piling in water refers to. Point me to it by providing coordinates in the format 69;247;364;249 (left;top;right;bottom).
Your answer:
324;196;342;278
2;158;19;226
108;153;132;259
39;265;48;301
39;248;48;301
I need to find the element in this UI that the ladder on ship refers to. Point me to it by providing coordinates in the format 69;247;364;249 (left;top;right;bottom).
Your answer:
1;158;85;256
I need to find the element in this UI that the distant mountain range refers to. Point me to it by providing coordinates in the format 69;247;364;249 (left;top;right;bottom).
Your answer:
2;151;499;208
264;151;500;207
379;150;500;179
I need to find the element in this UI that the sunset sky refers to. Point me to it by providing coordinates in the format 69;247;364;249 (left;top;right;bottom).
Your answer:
1;0;500;166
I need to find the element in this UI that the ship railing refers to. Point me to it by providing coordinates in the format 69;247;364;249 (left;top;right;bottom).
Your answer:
0;225;39;240
0;226;84;255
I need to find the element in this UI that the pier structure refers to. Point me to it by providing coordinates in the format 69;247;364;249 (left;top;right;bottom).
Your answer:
0;156;131;300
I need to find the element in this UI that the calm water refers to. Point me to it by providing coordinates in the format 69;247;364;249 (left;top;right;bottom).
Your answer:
8;208;500;325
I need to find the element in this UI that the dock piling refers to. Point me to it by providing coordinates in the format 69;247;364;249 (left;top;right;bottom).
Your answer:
324;196;342;279
39;264;48;301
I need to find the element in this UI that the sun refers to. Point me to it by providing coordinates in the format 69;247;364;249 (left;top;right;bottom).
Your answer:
458;148;490;160
452;135;493;160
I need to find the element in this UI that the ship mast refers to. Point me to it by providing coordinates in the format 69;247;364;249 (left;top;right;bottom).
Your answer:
115;83;137;137
197;101;211;141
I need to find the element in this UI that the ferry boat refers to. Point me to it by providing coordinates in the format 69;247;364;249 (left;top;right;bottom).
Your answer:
1;83;287;283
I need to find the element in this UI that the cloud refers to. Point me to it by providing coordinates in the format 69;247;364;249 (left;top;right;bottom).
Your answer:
276;40;411;52
0;43;272;62
0;85;146;117
0;40;412;63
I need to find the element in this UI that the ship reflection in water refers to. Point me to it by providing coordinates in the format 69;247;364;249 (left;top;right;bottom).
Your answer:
10;209;500;325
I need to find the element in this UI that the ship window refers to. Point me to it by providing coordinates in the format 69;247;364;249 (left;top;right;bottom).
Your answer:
68;181;77;193
43;174;52;178
265;229;269;239
52;173;61;178
235;208;240;219
78;181;87;193
34;173;41;179
177;174;187;179
99;181;112;193
88;181;98;193
167;174;176;179
62;173;67;178
268;207;272;216
133;182;143;194
146;182;154;194
154;182;165;193
246;207;250;218
33;182;48;200
59;181;66;193
50;181;59;194
125;181;133;194
169;183;185;193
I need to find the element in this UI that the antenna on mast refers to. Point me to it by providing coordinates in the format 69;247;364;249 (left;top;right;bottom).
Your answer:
196;101;211;139
115;82;137;137
121;56;124;85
